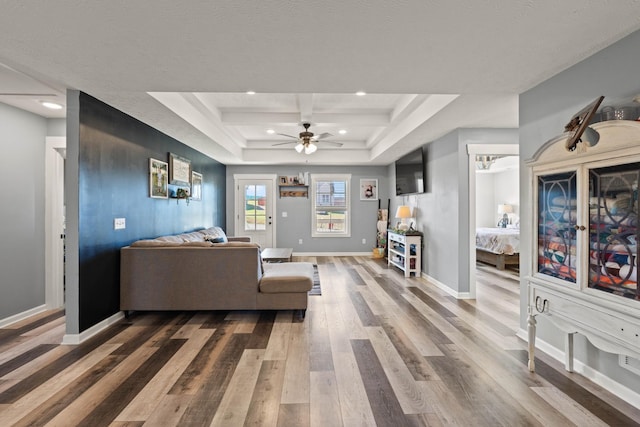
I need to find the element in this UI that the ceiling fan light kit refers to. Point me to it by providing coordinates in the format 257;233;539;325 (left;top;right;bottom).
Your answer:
305;143;317;154
272;122;342;154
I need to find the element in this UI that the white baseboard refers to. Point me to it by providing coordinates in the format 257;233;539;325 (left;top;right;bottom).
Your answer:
0;304;47;328
62;311;125;345
516;328;640;409
293;252;373;257
421;272;473;299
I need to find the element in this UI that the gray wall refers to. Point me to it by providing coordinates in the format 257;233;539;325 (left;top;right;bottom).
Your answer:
391;128;518;293
226;165;389;252
0;102;48;320
47;118;66;137
520;29;640;391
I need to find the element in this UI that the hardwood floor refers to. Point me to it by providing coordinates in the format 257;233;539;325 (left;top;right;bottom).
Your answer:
1;256;639;426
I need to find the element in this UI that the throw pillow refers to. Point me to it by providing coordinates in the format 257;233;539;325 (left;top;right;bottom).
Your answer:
200;226;228;243
203;235;226;243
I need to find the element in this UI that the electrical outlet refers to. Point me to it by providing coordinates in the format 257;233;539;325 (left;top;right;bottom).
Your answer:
114;218;126;230
282;211;288;217
362;238;366;244
298;239;303;244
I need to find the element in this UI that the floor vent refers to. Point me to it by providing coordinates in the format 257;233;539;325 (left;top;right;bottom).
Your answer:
619;354;640;376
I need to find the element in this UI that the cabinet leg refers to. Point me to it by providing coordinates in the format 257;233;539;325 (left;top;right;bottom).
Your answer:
528;312;537;372
565;332;575;372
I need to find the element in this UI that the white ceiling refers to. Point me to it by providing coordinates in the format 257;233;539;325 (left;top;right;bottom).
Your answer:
0;1;639;165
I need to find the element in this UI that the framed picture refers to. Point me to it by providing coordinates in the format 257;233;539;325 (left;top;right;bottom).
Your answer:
169;153;191;185
149;158;168;198
279;176;288;184
360;179;378;200
191;171;202;201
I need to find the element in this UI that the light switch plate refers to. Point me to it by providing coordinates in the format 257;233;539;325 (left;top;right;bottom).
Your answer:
114;218;126;230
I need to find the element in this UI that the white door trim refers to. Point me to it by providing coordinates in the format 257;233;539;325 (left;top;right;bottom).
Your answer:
467;144;519;298
45;136;66;309
233;174;278;246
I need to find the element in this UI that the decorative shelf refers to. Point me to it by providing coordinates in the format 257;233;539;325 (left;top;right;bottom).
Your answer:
279;185;308;198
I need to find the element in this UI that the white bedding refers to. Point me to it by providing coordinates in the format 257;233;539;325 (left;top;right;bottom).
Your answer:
476;227;520;255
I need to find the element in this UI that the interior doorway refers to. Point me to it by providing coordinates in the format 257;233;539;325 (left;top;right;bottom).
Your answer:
467;144;519;298
45;136;66;309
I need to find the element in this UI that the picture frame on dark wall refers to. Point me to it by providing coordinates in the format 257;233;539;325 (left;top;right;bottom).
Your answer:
169;153;191;185
191;171;202;201
149;158;168;198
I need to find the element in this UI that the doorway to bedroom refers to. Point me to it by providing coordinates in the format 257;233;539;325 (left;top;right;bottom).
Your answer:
476;155;520;272
467;144;519;299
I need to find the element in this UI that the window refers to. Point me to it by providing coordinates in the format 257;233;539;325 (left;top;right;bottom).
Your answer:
244;184;267;231
311;174;351;237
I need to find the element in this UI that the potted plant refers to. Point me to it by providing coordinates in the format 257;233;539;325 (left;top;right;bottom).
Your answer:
373;235;386;258
176;188;190;205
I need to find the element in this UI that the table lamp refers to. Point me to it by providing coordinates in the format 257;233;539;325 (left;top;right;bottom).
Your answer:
395;205;412;231
497;204;513;228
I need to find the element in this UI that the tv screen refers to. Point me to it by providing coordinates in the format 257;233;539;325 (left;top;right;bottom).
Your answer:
395;147;425;196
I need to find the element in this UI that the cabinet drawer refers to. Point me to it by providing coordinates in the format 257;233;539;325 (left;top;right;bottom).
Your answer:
530;285;640;351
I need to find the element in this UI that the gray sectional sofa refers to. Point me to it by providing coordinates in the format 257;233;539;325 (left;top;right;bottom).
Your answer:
120;227;314;317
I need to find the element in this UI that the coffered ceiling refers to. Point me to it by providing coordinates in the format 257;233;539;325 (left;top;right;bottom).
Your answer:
0;1;639;165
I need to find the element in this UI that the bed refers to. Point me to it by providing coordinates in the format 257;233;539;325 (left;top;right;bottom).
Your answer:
476;227;520;270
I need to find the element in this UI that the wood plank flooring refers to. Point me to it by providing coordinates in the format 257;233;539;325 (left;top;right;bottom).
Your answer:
1;257;639;426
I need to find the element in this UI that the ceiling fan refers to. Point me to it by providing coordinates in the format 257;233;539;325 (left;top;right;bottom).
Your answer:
272;123;343;154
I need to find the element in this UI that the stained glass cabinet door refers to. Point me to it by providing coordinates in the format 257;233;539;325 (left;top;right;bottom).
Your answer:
537;170;578;284
588;163;640;301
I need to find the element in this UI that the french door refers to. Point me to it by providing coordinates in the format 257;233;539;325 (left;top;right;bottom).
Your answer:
234;176;276;248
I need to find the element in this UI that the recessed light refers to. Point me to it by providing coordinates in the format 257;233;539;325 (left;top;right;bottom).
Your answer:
339;129;347;135
41;101;63;110
246;91;256;95
355;91;366;96
266;129;275;134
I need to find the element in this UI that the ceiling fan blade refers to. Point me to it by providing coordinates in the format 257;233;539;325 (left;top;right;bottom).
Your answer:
313;132;333;140
276;133;299;139
321;141;343;147
272;141;298;146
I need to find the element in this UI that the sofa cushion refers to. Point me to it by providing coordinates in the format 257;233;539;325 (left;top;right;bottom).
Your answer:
211;241;264;273
131;240;185;247
260;262;313;293
155;235;185;243
130;240;213;247
180;231;206;242
181;241;214;247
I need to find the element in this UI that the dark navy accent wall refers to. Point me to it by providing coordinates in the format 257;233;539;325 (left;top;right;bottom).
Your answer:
77;92;225;331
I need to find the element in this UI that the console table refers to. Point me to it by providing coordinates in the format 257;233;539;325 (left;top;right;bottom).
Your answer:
387;230;422;277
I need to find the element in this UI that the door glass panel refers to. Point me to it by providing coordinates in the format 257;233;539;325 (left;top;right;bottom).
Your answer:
537;171;577;283
589;163;640;300
244;184;267;231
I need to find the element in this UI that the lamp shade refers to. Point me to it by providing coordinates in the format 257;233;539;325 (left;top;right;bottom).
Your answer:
305;143;317;154
497;204;513;214
395;205;412;219
295;143;304;153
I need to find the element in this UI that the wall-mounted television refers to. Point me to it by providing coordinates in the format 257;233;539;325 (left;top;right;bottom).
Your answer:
395;147;425;196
